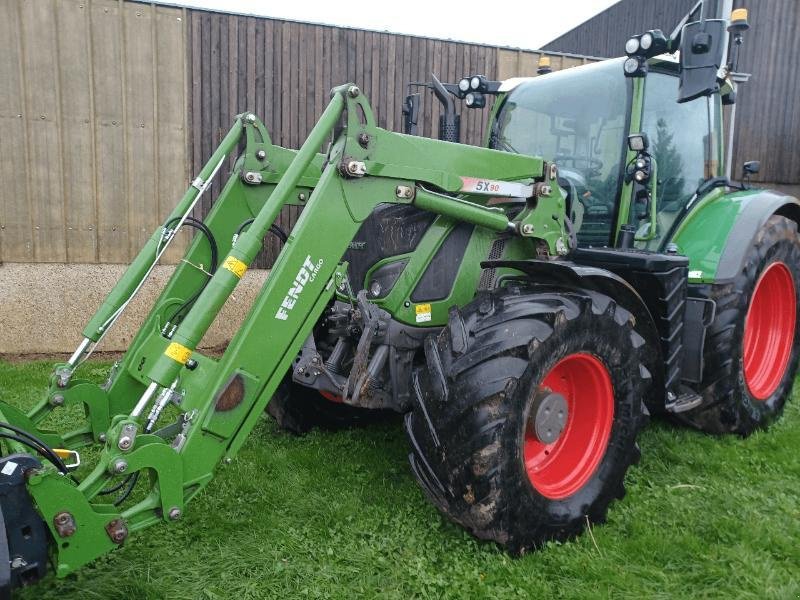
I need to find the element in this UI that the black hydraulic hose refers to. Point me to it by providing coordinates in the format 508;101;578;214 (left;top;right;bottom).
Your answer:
97;474;132;496
0;422;69;474
112;471;140;506
161;217;220;327
0;433;68;475
235;218;288;243
164;217;219;273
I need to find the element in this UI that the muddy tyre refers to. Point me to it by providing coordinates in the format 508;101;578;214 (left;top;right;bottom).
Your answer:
679;215;800;435
405;286;647;554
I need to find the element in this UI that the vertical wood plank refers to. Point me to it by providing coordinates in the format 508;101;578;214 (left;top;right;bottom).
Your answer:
123;2;156;258
56;0;97;262
159;5;188;263
20;0;67;261
0;0;33;261
91;0;127;263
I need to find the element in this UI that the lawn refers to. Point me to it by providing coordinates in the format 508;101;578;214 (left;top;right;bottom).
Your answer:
1;359;799;599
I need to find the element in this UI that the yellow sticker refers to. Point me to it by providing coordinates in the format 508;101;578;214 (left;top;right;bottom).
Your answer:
415;303;432;323
223;256;248;278
165;342;192;364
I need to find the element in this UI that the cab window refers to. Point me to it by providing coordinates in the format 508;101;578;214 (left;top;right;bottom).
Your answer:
638;71;721;248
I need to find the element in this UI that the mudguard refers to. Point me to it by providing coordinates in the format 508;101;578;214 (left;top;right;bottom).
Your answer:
670;188;800;284
483;258;661;361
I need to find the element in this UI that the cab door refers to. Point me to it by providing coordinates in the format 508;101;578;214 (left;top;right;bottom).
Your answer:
636;67;724;250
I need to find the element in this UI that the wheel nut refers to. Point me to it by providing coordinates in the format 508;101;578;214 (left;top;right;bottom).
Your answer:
112;460;128;474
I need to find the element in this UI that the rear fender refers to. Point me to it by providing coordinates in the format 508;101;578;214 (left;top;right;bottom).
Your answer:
670;189;800;284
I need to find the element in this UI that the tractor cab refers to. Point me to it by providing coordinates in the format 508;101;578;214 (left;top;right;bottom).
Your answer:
404;1;742;254
487;54;725;251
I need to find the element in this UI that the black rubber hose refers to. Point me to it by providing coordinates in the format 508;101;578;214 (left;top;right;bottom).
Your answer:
113;471;140;506
161;217;219;326
163;217;219;273
97;474;133;496
235;218;288;243
0;422;69;474
0;432;68;475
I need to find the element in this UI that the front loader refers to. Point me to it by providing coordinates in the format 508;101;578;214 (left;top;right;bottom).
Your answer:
1;2;798;595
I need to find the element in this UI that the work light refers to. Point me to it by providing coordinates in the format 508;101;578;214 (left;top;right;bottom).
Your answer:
465;92;485;108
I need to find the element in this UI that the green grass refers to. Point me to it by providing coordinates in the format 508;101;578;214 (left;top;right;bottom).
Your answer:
2;359;799;599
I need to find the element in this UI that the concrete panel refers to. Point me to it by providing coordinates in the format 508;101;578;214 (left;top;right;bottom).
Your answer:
0;263;269;355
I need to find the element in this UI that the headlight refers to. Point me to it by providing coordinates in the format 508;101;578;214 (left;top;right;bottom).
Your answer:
369;280;382;297
458;78;470;93
465;92;476;107
634;170;647;182
470;76;482;90
640;32;653;51
623;57;640;74
635;158;646;169
625;37;640;55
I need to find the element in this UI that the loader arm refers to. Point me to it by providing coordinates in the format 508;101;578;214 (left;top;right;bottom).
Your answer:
0;84;567;592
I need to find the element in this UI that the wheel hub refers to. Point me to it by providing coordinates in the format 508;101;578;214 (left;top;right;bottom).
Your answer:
523;352;615;500
531;391;568;445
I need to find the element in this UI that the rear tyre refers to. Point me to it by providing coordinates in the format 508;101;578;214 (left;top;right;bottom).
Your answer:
679;215;800;435
405;286;647;554
267;381;393;434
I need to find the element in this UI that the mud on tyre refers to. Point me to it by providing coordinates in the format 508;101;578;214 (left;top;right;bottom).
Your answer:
405;285;648;554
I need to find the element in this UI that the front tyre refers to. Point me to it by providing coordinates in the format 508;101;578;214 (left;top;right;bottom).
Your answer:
405;287;647;554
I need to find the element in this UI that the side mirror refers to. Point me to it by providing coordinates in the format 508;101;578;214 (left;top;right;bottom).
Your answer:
743;160;760;175
742;160;760;188
678;19;726;103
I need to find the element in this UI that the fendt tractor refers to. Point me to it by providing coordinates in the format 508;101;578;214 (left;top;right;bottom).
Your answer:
0;2;797;595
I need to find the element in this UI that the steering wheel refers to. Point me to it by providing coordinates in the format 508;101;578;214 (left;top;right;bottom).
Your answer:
554;155;604;175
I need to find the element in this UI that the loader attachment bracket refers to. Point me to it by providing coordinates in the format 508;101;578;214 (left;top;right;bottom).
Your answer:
0;454;50;596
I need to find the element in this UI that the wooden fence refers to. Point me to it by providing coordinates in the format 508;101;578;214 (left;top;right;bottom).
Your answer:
0;0;594;265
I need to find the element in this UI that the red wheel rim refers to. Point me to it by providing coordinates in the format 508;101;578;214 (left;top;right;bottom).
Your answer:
523;353;614;500
319;391;345;404
743;261;796;400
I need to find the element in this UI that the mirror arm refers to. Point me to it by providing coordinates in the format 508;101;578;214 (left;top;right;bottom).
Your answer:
670;0;705;43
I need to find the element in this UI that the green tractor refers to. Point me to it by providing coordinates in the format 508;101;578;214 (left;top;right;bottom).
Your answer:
0;2;797;594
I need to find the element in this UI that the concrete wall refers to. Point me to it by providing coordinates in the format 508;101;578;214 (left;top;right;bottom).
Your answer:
0;263;268;355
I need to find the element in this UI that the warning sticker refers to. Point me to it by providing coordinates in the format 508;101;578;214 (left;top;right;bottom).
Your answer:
415;303;432;323
1;462;17;476
165;342;192;365
223;256;248;279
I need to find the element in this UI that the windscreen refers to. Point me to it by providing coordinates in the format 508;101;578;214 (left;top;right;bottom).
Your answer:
490;59;630;245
